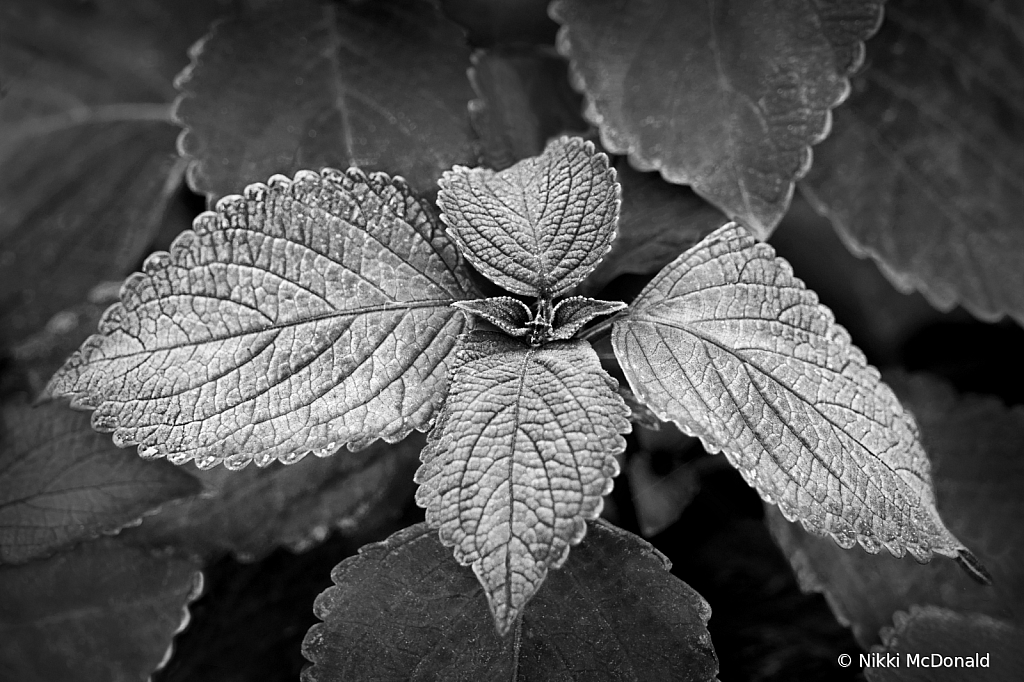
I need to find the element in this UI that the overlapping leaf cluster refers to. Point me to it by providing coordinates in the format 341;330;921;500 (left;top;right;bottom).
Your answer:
5;0;1017;678
46;133;985;640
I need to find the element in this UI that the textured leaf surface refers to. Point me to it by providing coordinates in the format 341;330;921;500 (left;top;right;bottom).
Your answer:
768;373;1023;647
302;521;718;681
552;0;884;236
549;296;626;340
127;434;423;561
802;0;1024;324
452;297;533;336
176;0;475;203
438;136;619;298
865;607;1024;682
584;164;728;294
0;0;224;344
613;223;973;565
0;537;202;682
468;45;587;171
0;400;199;565
415;332;630;634
47;169;476;467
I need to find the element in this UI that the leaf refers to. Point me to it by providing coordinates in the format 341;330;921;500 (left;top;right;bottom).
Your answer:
801;0;1024;324
46;168;477;468
452;297;533;336
437;136;620;298
0;0;225;344
468;45;588;171
767;373;1023;647
551;0;885;237
583;164;729;295
126;434;423;561
0;399;199;565
629;449;700;538
441;0;558;47
612;223;978;569
302;520;718;681
414;332;631;634
175;0;476;204
865;607;1024;682
549;296;626;340
0;537;203;682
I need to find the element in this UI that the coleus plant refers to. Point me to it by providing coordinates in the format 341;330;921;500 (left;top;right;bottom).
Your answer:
45;135;989;643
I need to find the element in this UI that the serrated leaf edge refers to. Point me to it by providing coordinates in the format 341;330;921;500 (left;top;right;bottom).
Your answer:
614;223;967;565
437;136;622;298
45;168;472;469
549;1;885;237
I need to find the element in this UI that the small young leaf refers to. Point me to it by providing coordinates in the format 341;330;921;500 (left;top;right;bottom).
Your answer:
415;332;631;634
175;0;476;203
583;164;728;295
437;136;620;298
468;45;588;171
802;0;1024;324
866;607;1023;682
768;373;1023;647
551;0;884;236
126;435;423;561
302;521;718;681
0;400;199;565
613;223;976;567
46;169;477;468
0;538;203;682
451;297;533;336
549;296;626;340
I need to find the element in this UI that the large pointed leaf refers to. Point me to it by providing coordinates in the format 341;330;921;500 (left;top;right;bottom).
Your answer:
46;168;477;468
552;0;885;237
801;0;1024;324
415;332;631;634
302;521;718;681
127;434;423;561
175;0;475;203
0;399;199;565
437;136;619;298
767;373;1023;647
612;223;978;570
0;537;203;682
0;0;225;345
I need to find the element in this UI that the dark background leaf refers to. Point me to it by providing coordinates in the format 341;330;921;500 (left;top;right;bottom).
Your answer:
468;44;588;171
176;0;476;202
441;0;557;47
0;537;202;682
865;607;1024;682
303;520;718;682
801;0;1024;324
0;0;228;346
127;435;422;562
583;163;727;295
0;399;199;564
552;0;884;236
767;373;1024;647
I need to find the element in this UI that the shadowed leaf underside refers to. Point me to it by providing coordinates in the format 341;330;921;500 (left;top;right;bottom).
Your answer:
46;169;476;468
612;223;977;567
415;332;630;634
437;136;620;297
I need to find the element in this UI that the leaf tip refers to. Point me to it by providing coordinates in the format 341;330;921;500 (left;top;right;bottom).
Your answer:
956;548;993;586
